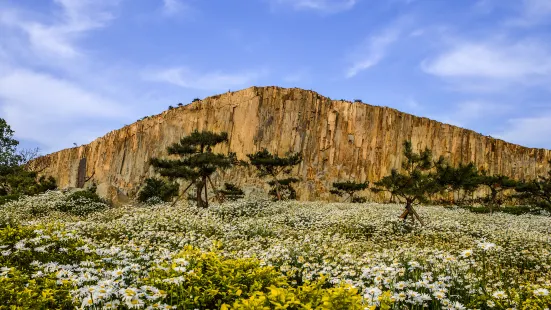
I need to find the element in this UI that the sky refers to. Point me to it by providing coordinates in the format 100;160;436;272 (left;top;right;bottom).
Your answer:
1;0;551;154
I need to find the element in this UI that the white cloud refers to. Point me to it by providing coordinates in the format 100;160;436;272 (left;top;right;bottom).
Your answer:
162;0;188;16
494;113;551;149
0;0;117;59
423;41;551;79
346;25;401;78
145;67;266;91
0;69;127;152
269;0;357;13
422;39;551;92
507;0;551;27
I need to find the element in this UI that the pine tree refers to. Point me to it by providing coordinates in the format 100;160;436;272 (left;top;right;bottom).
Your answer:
515;161;551;212
0;118;21;167
219;183;245;201
371;141;439;225
149;130;234;208
137;178;179;203
267;177;300;200
435;160;481;205
479;172;517;213
330;181;369;203
247;148;302;201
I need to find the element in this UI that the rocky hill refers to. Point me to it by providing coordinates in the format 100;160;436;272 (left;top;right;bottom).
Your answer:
31;86;551;202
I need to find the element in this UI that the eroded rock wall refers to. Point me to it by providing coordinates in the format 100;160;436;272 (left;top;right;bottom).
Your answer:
31;86;551;201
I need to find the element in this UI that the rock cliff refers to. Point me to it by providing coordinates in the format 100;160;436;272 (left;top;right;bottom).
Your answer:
31;86;551;202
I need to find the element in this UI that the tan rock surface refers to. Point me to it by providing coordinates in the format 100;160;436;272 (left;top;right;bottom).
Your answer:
31;86;551;202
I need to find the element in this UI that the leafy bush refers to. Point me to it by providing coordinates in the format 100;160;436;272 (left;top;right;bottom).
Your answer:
146;246;288;309
228;279;364;310
220;182;245;201
0;225;98;309
137;178;179;204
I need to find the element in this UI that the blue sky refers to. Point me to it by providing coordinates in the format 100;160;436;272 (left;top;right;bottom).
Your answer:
1;0;551;154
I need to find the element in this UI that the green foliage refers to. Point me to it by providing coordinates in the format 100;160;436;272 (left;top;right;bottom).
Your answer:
0;118;20;167
479;172;517;211
267;177;299;200
435;160;481;205
247;149;302;201
330;181;369;203
145;246;288;309
0;165;57;206
515;160;551;212
192;98;201;102
227;278;364;310
219;182;245;201
0;118;57;205
371;141;439;208
150;130;234;208
60;187;110;216
0;225;96;309
137;178;179;204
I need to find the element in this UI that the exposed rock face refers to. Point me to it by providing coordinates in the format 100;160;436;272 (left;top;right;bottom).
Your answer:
31;86;551;202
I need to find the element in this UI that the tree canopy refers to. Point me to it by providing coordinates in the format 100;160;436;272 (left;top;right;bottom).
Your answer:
150;130;235;208
330;181;369;203
371;141;440;224
0;118;21;167
247;148;302;200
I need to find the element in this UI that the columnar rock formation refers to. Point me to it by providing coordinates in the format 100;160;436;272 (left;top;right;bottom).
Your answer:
31;86;551;202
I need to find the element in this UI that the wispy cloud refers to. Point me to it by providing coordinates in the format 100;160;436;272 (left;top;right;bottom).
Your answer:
145;67;267;91
269;0;357;13
345;22;404;78
0;0;117;60
507;0;551;27
0;1;134;152
161;0;189;16
421;39;551;91
0;68;127;152
494;112;551;148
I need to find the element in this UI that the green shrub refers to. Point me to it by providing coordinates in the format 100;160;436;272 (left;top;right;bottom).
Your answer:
0;225;98;309
61;188;109;215
220;182;245;201
0;194;19;205
144;246;288;309
137;178;179;204
227;278;364;310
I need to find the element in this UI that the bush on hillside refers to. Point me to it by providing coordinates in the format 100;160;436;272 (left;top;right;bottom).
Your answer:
137;178;179;204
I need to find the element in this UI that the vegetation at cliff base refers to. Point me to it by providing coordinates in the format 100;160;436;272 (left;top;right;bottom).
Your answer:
331;181;369;203
149;130;236;208
247;148;302;201
0;118;57;205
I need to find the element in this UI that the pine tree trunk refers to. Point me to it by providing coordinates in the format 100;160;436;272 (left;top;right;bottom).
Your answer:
196;181;205;208
203;176;208;208
272;174;282;201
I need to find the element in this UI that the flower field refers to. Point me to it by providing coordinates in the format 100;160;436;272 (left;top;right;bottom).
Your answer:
1;191;550;309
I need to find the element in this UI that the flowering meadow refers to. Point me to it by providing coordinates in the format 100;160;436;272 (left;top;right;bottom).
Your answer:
0;191;550;309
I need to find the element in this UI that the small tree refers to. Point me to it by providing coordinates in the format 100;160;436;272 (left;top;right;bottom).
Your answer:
267;177;300;200
137;178;179;204
371;141;439;225
515;163;551;212
247;148;302;201
0;118;21;167
479;172;517;213
150;130;234;208
0;118;56;204
435;160;481;205
219;183;245;201
330;181;369;203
